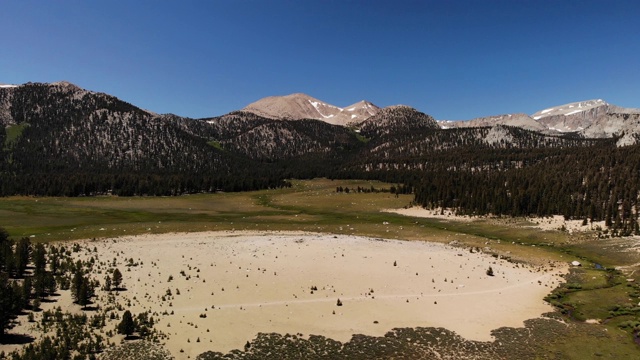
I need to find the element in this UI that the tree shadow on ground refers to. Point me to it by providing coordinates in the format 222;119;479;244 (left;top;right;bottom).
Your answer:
0;333;35;345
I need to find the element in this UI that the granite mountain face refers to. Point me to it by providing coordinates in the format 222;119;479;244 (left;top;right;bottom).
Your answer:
531;99;640;143
440;99;640;143
439;113;547;133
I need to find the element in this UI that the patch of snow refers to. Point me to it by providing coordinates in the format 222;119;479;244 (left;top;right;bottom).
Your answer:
309;100;335;118
347;107;356;111
564;110;583;116
0;84;18;88
351;114;357;119
541;108;554;114
533;116;542;120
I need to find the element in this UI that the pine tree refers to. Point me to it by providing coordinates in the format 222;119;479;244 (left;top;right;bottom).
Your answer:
33;243;46;274
112;268;123;290
71;266;93;308
103;275;112;291
0;273;13;335
15;237;31;277
118;310;135;338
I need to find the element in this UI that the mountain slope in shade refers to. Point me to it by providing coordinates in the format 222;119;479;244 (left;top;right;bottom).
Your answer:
242;93;379;126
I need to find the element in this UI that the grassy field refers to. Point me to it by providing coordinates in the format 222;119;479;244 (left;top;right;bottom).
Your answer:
2;178;640;358
3;123;29;150
0;179;456;243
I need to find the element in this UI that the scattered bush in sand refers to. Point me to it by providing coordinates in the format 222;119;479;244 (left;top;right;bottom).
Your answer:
486;267;494;277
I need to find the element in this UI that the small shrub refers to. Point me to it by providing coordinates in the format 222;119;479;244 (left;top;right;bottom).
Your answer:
486;267;494;276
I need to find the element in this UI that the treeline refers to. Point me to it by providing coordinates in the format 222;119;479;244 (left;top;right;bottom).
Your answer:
0;172;291;197
410;142;640;236
356;125;610;166
335;184;412;194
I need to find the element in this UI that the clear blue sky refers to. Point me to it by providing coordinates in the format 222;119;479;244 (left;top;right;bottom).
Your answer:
1;0;638;120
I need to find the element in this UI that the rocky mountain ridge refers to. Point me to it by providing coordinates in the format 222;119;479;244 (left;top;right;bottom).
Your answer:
6;81;640;145
4;81;640;243
438;99;640;144
244;92;640;145
243;93;379;126
439;113;547;132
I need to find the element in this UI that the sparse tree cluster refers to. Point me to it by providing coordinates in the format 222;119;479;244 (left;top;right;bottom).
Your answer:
0;228;61;336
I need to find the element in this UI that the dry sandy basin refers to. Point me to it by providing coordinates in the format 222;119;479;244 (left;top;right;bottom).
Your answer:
386;207;607;233
7;231;566;359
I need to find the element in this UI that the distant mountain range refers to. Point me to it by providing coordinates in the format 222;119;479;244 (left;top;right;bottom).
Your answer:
242;93;640;145
243;93;379;126
5;80;640;234
3;82;639;144
0;81;640;193
437;99;640;144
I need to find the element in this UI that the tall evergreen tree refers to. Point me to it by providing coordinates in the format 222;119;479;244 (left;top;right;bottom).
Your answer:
112;268;123;290
14;237;31;277
0;273;13;335
118;310;135;338
71;265;93;308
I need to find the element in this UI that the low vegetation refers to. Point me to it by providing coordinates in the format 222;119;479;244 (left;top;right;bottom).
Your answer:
1;179;640;359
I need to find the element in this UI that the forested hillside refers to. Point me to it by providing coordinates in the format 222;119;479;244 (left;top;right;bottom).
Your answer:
2;82;640;235
0;83;290;195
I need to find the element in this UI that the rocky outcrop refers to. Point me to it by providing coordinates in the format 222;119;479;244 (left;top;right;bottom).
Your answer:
440;113;546;132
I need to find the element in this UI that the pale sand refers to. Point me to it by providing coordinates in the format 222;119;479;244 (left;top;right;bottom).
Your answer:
385;207;606;234
3;231;565;359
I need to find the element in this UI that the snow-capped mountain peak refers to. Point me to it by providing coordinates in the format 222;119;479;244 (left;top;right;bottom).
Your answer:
531;99;608;120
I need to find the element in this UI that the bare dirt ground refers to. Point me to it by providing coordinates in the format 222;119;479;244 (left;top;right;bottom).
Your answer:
14;231;565;359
